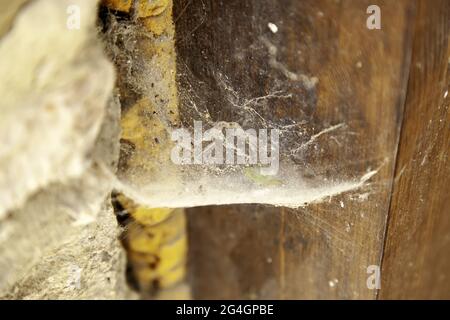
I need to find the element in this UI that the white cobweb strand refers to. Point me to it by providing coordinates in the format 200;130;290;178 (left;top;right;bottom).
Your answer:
101;162;380;209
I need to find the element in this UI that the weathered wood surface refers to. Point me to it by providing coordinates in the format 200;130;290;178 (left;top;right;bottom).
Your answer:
173;0;447;299
379;0;450;300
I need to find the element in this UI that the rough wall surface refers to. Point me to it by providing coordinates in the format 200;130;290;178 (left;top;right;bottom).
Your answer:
0;0;132;299
0;0;113;216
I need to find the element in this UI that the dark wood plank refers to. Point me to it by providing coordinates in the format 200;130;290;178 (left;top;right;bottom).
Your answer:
176;0;415;299
379;0;450;300
187;205;282;299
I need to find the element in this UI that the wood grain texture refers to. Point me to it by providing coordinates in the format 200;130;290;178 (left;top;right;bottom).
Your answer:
379;0;450;300
174;0;416;299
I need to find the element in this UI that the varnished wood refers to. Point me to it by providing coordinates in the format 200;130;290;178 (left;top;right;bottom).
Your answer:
174;0;426;299
379;0;450;300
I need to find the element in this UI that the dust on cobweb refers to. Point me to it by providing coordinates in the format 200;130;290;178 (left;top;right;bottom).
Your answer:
99;2;383;209
107;61;383;209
